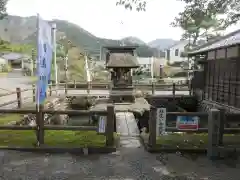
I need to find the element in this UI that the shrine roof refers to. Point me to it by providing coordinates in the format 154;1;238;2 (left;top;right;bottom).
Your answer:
188;29;240;55
106;53;139;68
103;45;138;51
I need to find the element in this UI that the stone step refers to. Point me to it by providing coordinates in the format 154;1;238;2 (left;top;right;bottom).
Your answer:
119;136;141;148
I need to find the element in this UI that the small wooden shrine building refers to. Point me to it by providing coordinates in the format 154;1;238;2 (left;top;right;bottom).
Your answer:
103;46;139;103
188;29;240;112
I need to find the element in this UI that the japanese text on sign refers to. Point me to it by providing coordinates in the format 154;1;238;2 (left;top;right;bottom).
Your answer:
36;15;53;105
156;108;166;136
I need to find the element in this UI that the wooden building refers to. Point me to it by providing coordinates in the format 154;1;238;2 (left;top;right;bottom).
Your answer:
188;30;240;112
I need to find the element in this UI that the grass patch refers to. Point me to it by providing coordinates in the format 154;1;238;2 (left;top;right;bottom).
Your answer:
0;114;22;125
155;133;240;149
0;130;106;147
30;76;37;82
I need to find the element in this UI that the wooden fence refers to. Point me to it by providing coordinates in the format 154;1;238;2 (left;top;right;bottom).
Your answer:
49;81;190;97
0;88;33;108
0;105;115;149
148;107;240;158
0;80;190;108
0;85;59;108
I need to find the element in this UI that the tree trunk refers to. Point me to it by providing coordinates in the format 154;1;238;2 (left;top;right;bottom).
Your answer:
192;31;200;46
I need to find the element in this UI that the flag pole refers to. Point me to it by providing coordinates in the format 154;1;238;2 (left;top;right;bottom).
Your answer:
36;13;40;112
51;23;58;94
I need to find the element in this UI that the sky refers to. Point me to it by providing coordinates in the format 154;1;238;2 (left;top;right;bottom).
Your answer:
6;0;240;43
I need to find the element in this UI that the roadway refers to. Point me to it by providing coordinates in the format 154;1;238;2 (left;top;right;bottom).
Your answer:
0;89;190;109
56;89;190;96
0;70;189;108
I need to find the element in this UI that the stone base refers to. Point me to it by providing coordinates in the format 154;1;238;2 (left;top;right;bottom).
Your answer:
111;86;134;91
109;87;135;103
110;94;135;103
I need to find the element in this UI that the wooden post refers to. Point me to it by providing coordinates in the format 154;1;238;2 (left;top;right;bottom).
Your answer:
207;108;220;160
151;83;155;95
16;87;22;108
36;104;44;146
32;84;36;102
148;107;157;148
219;108;226;145
49;83;52;96
64;82;67;95
74;80;76;88
106;105;114;146
172;83;176;97
87;82;90;94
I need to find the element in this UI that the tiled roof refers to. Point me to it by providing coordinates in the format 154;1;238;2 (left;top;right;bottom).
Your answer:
188;29;240;54
1;53;29;60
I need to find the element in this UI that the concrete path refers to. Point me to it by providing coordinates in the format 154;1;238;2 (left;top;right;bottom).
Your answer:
115;112;141;148
60;89;190;96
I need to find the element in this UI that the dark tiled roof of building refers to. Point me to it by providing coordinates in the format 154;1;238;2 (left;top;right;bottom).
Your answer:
106;53;139;68
1;53;30;61
188;29;240;55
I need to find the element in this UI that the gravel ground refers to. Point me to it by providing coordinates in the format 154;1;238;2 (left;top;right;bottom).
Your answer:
1;146;240;179
160;153;240;180
0;147;172;180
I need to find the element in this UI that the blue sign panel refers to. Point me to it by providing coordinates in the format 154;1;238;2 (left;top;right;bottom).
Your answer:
36;15;53;105
176;116;199;130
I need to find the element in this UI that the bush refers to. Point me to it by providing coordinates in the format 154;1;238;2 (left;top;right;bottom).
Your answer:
0;64;10;72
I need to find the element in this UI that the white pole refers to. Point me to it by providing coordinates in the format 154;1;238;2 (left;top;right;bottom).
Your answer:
85;54;91;82
85;54;91;95
99;45;101;61
51;23;58;88
65;54;68;80
31;48;34;76
151;56;154;81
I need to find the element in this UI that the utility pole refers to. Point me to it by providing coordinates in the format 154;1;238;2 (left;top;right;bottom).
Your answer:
85;53;91;95
99;45;102;61
31;48;35;76
65;53;68;82
187;34;191;87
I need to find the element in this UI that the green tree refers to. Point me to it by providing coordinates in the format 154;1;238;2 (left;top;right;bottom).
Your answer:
116;0;240;44
116;0;146;11
171;0;230;45
0;0;7;20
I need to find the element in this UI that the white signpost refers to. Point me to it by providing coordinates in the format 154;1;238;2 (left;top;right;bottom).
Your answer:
156;108;166;135
98;116;106;133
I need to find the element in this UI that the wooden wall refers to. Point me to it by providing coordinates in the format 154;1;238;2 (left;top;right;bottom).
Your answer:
204;45;240;107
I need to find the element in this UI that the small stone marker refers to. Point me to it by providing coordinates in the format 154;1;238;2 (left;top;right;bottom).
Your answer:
207;109;220;159
156;108;166;135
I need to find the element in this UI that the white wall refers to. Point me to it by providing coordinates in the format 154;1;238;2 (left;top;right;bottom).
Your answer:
168;41;188;64
137;57;151;68
0;58;7;72
0;58;7;65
